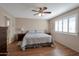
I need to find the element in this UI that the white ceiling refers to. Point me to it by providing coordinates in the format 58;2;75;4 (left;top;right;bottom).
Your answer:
0;3;79;20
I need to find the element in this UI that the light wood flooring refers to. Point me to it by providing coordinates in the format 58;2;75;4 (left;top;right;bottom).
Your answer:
7;41;79;56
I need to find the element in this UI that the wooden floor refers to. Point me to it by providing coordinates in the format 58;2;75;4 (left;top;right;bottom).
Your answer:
7;41;79;56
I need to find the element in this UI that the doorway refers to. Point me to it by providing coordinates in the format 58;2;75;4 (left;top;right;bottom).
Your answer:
5;16;10;45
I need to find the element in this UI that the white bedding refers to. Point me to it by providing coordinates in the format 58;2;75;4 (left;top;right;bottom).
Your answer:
21;32;52;50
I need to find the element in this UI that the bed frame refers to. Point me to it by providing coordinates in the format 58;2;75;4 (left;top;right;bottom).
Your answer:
25;42;53;49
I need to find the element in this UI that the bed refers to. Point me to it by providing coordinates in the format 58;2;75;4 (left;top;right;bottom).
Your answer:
21;30;54;51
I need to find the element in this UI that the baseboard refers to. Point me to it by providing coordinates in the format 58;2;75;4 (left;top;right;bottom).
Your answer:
55;41;79;53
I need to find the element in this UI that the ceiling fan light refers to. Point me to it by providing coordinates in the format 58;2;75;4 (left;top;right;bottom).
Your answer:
38;13;42;16
42;13;45;16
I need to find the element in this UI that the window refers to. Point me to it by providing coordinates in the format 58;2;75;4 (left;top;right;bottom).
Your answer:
5;16;10;27
63;18;68;32
58;20;63;32
55;16;76;34
7;20;10;27
55;21;59;31
69;17;76;33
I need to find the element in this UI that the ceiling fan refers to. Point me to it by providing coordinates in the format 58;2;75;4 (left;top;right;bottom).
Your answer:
32;7;51;16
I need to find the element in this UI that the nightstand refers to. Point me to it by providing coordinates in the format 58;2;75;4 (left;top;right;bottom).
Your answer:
46;33;51;35
17;33;25;41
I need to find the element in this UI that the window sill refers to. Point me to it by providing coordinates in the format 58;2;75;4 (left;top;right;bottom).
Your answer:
63;33;78;36
55;31;78;36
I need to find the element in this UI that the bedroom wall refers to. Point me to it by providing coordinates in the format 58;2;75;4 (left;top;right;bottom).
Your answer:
15;18;49;33
0;7;16;44
49;7;79;52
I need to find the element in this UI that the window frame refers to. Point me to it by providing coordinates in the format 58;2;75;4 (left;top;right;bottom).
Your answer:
62;17;68;33
55;20;59;32
54;14;77;35
68;15;77;34
58;19;63;32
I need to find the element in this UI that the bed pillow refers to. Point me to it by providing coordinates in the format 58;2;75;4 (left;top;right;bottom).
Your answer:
36;30;44;33
28;30;36;33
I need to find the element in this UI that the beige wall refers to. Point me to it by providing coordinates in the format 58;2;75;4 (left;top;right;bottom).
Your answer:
15;18;49;33
49;7;79;52
0;7;15;44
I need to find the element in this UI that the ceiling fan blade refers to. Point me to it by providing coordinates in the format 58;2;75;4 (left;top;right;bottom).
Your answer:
33;13;39;15
32;10;38;12
43;7;47;10
44;12;51;14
